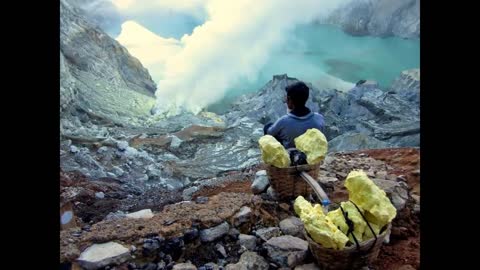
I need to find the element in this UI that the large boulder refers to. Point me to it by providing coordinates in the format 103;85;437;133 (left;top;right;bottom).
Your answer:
264;235;309;268
77;242;130;270
200;222;230;242
225;251;269;270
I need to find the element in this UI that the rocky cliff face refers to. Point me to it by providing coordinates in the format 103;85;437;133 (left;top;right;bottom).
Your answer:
314;75;420;151
390;68;420;105
65;0;124;33
323;0;420;39
228;70;420;152
227;74;320;126
60;0;156;123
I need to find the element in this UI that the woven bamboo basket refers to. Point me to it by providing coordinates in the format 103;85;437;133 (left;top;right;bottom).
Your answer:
264;163;320;200
304;223;391;270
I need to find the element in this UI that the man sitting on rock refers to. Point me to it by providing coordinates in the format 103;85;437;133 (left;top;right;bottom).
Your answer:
264;81;325;150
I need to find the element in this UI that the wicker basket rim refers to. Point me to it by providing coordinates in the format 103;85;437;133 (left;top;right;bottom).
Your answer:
264;162;321;168
304;223;391;252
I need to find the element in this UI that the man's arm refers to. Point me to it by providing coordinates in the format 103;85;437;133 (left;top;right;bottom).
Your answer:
266;117;283;137
263;123;273;135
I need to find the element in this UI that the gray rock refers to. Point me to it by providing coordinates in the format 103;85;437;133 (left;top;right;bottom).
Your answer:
255;227;281;241
228;75;319;126
70;145;79;153
279;217;304;239
182;186;199;201
371;178;409;210
312;72;419;151
228;228;240;239
251;170;269;194
111;166;124;176
318;176;338;184
391;187;409;211
324;0;419;39
391;69;420;105
97;146;109;154
172;137;260;180
387;174;398;181
200;222;230;242
383;229;391;244
117;141;129;151
137;174;149;182
173;262;197;270
294;263;320;270
329;132;391;152
204;263;220;270
95;192;105;199
195;196;209;204
123;147;140;159
77;242;130;270
376;171;388;179
104;211;126;221
238;234;257;251
126;209;154;219
264;235;309;268
61;0;156;124
143;236;165;254
225;251;269;270
215;243;227;258
157;261;166;269
266;186;279;201
170;135;183;148
233;206;252;227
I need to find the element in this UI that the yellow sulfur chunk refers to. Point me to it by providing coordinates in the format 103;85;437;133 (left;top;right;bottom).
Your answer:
345;170;397;228
294;129;328;165
294;196;349;250
258;135;290;168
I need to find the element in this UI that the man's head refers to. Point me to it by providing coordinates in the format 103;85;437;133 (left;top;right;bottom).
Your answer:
285;81;309;110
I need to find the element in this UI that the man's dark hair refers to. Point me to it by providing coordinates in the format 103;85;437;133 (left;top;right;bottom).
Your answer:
286;81;309;107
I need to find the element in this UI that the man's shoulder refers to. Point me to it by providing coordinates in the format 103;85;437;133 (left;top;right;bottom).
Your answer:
278;114;292;122
272;114;293;127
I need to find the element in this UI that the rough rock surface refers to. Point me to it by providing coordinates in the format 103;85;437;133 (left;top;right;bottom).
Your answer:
323;0;420;39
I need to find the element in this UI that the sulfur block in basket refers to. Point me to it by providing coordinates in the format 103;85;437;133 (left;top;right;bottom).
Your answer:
294;196;349;250
327;201;381;243
258;135;290;168
294;128;328;165
345;170;397;228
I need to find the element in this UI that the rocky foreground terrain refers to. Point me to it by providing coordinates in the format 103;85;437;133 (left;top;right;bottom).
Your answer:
60;148;419;270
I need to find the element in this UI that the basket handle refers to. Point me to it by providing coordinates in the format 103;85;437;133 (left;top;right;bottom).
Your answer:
349;200;379;253
339;205;361;251
298;171;331;207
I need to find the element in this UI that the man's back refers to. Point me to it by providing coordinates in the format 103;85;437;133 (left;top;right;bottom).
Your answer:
266;108;325;149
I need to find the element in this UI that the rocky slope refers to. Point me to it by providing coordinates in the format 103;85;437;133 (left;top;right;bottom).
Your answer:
60;148;420;270
321;0;420;39
230;71;420;152
60;0;156;123
60;69;419;193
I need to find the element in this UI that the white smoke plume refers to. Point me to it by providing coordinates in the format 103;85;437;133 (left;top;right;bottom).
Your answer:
110;0;353;115
155;0;352;114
